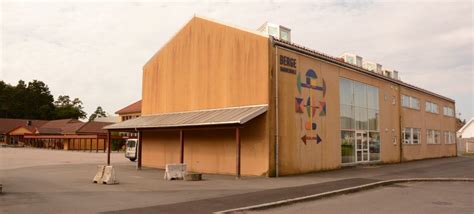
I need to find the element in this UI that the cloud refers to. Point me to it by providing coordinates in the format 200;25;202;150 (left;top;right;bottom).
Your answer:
1;1;473;119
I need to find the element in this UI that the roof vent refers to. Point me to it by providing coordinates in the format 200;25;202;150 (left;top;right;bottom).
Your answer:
362;60;383;74
27;120;32;126
341;53;401;80
340;53;363;67
257;22;291;42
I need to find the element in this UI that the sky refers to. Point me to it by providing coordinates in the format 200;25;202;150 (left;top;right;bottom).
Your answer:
1;0;473;120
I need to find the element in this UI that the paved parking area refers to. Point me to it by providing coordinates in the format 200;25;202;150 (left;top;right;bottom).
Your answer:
0;148;473;214
250;182;474;214
0;147;128;170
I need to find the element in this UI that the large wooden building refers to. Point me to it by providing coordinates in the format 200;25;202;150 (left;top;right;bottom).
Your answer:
105;16;456;177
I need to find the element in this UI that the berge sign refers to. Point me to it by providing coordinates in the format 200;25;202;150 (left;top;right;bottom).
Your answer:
279;55;297;74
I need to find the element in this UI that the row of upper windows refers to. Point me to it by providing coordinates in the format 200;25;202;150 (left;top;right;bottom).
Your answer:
403;127;455;145
122;115;140;121
401;95;454;117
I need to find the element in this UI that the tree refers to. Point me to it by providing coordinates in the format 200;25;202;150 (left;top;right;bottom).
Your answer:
456;117;466;131
0;81;14;118
54;95;87;119
25;80;55;119
0;80;55;119
0;80;87;120
89;106;107;121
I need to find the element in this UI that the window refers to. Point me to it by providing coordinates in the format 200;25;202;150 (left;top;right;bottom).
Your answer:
444;131;455;144
346;56;355;64
413;128;420;144
403;128;412;144
434;130;440;144
340;78;380;163
401;95;420;109
341;131;355;163
402;95;410;107
410;97;420;109
403;128;420;144
340;105;354;129
426;129;441;144
425;102;439;113
279;29;290;42
443;106;454;117
355;107;368;130
369;132;380;160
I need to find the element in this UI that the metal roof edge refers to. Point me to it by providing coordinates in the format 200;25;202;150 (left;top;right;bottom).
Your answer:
239;105;269;124
103;104;269;130
140;104;269;117
194;15;269;38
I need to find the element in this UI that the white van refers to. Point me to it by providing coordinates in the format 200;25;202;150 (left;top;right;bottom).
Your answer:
125;139;138;161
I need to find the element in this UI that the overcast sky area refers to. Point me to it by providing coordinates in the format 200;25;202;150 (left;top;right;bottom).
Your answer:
1;0;473;120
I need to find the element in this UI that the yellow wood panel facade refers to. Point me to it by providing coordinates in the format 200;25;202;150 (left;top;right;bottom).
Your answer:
338;61;402;164
8;127;33;135
273;47;455;175
140;16;271;176
138;16;456;176
142;16;270;114
274;48;340;175
142;115;269;176
400;86;456;160
63;138;105;151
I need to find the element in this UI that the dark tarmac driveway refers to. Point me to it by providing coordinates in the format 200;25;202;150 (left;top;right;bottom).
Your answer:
106;157;474;214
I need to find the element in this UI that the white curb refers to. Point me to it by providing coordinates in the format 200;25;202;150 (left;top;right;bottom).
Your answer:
214;178;474;214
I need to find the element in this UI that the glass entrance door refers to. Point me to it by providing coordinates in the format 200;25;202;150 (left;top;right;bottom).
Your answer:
355;131;369;162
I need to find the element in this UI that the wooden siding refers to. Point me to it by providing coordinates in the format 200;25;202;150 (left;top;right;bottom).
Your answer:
140;16;271;176
274;47;402;175
141;115;270;176
400;86;456;160
142;16;270;114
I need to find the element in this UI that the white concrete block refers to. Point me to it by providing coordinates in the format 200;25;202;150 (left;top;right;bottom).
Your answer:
93;165;106;183
164;163;186;180
101;166;119;184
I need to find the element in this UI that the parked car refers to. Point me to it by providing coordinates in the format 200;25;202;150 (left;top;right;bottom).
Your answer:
125;139;138;161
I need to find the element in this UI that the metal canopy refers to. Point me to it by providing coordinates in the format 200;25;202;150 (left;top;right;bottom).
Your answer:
104;104;268;130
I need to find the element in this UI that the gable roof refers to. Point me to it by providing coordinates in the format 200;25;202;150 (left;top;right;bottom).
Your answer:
36;119;84;134
61;122;87;134
7;125;35;135
0;118;111;135
0;118;48;134
35;127;63;135
77;121;113;134
458;117;474;134
40;119;81;129
115;100;142;115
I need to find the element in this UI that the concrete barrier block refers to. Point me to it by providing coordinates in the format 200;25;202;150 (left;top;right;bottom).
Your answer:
185;173;202;181
164;163;186;180
93;165;106;183
101;166;119;184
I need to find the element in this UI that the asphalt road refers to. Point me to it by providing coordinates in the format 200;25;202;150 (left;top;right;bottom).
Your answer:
249;182;474;214
1;148;473;214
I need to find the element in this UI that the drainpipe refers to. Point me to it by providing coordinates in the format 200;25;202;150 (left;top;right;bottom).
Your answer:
398;86;403;163
273;37;280;177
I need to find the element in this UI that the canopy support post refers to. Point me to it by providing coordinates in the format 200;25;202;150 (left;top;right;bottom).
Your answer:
107;131;111;166
236;127;241;179
180;130;184;164
137;130;142;170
